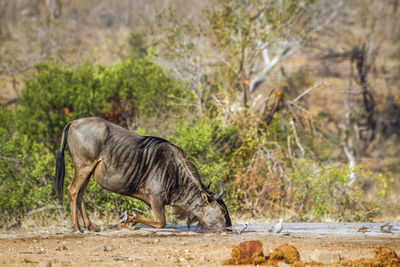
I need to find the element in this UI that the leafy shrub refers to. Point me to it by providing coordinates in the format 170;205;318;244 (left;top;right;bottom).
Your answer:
235;154;380;221
292;161;380;221
17;57;186;149
0;128;55;226
234;147;288;217
127;31;148;58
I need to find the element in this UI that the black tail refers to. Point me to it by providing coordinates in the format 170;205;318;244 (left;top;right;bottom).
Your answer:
55;122;71;206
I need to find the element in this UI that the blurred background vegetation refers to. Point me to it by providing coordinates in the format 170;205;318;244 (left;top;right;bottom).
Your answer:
1;0;399;229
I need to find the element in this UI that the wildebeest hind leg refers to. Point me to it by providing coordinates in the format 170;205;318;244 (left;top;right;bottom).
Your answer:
68;165;94;232
77;175;95;231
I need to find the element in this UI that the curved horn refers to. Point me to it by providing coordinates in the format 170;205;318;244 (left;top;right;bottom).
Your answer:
214;182;225;200
207;181;212;190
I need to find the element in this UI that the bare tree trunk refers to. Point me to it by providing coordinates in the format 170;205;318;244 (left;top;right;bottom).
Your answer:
249;44;294;94
352;44;376;141
341;53;358;187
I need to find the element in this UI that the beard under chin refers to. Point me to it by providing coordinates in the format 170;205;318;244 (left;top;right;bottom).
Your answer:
171;208;201;229
187;215;202;229
172;208;225;230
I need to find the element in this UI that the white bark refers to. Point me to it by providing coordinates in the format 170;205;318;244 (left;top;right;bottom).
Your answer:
248;0;344;94
343;146;356;187
249;42;295;93
290;119;305;158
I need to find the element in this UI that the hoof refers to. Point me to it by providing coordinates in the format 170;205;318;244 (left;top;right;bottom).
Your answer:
86;225;96;232
74;230;84;234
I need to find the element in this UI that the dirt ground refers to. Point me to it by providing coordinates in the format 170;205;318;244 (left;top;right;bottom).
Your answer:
0;225;399;267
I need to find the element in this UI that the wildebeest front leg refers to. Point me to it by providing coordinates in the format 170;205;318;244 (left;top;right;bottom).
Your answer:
126;199;166;228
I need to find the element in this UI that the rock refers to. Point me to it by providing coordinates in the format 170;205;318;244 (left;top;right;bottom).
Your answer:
269;243;300;264
310;250;341;264
373;247;400;264
222;241;305;266
222;240;267;265
341;246;400;266
39;260;52;267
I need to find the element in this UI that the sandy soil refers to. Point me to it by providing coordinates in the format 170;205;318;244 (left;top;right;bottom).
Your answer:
0;225;399;267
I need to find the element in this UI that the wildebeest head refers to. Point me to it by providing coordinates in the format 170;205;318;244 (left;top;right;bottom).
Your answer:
190;183;232;231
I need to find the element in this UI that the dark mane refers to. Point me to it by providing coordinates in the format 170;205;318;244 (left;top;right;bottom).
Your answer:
135;136;208;197
185;159;206;190
136;136;169;149
168;144;209;193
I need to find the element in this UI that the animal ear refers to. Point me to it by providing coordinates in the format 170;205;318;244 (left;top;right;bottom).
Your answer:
201;192;213;203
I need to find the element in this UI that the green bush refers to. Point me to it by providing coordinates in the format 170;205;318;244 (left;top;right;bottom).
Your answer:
17;57;186;149
127;31;148;58
0;129;55;226
289;160;375;221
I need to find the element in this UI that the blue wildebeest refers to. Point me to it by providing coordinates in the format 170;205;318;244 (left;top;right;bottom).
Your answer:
55;117;231;232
